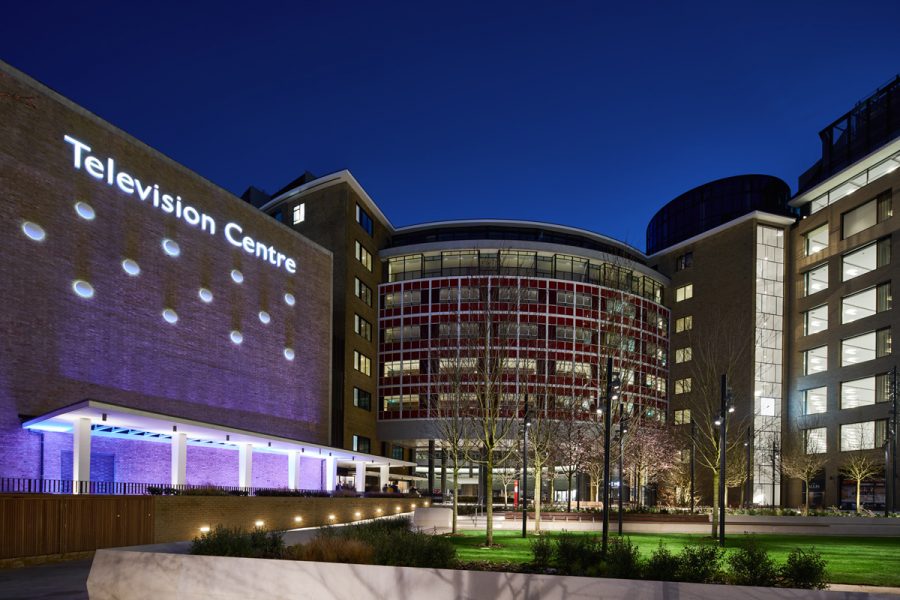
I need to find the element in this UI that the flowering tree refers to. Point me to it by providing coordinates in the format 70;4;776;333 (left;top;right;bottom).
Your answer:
622;418;677;506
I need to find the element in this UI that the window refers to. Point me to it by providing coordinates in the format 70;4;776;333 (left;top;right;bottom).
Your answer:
644;373;666;392
354;314;372;341
558;290;592;308
675;347;692;363
803;305;828;335
354;278;373;307
842;191;892;239
556;325;593;343
802;346;828;375
384;289;419;308
675;316;693;333
675;251;693;271
555;360;592;377
383;394;420;412
803;264;829;296
501;358;537;373
439;357;477;372
353;351;371;376
353;388;372;411
842;238;891;281
760;397;776;416
840;375;890;409
355;203;373;235
438;322;480;338
804;224;828;255
840;421;877;451
498;322;539;338
391;446;405;461
675;284;693;302
439;287;480;302
383;360;420;376
841;328;891;366
355;241;373;271
498;287;539;302
674;409;691;425
842;283;891;324
802;387;827;414
805;428;827;454
352;435;371;453
674;378;692;394
292;203;305;225
383;325;420;343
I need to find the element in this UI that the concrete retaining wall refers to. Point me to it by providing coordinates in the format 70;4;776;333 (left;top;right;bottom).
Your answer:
87;549;896;600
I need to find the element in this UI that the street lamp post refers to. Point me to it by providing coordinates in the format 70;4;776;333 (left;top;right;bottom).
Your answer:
601;356;620;555
521;395;530;538
771;442;779;508
690;419;696;514
618;403;627;536
891;366;897;514
744;428;753;508
715;373;734;547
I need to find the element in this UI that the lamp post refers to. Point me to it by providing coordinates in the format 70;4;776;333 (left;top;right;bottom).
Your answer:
714;374;734;547
771;441;779;508
521;395;531;538
601;356;620;555
890;366;897;514
744;428;753;508
618;402;627;536
690;418;696;514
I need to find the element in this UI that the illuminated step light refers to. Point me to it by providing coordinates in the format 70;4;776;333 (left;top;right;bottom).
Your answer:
162;309;179;324
328;514;336;520
254;520;264;528
198;288;213;303
74;201;95;220
294;516;302;523
283;348;295;361
122;259;140;276
72;280;94;299
162;238;180;257
199;526;210;533
231;269;244;284
22;221;46;242
284;293;296;306
354;512;361;518
230;330;243;345
259;311;271;324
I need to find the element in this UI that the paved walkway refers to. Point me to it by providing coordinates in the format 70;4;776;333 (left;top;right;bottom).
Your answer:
0;559;91;600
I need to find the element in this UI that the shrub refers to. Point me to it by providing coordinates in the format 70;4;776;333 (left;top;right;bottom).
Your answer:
326;517;456;569
604;537;642;579
780;548;828;589
529;533;553;569
554;532;602;576
644;542;680;582
285;537;374;564
727;540;778;587
676;543;722;583
190;525;284;558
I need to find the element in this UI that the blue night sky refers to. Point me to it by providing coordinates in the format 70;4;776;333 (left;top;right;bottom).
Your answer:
3;1;900;252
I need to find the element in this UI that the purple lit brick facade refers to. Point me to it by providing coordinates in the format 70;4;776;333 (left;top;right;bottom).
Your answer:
0;62;333;482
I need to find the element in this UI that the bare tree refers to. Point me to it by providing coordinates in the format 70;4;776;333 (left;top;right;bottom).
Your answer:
525;396;561;531
839;423;884;514
781;427;828;515
494;444;520;509
623;418;677;506
555;401;593;512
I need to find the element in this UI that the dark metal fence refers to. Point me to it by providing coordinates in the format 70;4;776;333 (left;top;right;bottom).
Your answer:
0;477;331;497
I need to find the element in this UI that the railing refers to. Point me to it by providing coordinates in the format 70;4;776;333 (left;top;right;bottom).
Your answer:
0;477;332;497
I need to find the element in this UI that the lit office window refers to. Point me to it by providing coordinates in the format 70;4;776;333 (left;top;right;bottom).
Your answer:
292;203;305;224
803;305;828;335
354;314;372;341
840;421;885;451
554;360;592;376
802;346;828;375
354;278;373;306
804;224;828;255
802;387;827;414
674;409;691;424
353;388;372;411
352;435;371;453
803;264;829;296
383;325;420;343
559;290;593;308
675;347;692;363
842;238;891;281
675;316;693;333
805;428;827;454
840;375;890;409
842;283;891;324
355;241;373;271
439;287;480;302
674;378;692;394
675;251;693;271
353;351;371;376
384;290;420;307
383;360;420;377
841;328;891;366
356;204;374;235
675;284;693;302
842;191;892;239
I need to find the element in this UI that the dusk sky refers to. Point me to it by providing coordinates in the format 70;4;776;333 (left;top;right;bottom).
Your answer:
4;1;900;252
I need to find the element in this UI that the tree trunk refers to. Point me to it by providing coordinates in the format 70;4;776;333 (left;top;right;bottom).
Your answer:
534;464;543;533
803;478;810;516
566;472;572;512
856;480;862;514
451;464;460;534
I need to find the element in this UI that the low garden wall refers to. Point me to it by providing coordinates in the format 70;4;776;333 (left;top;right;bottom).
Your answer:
87;548;896;600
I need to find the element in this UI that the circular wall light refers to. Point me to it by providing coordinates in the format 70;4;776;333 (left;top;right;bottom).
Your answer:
230;330;243;345
231;269;244;284
22;221;45;242
258;311;271;325
121;259;140;276
162;238;180;257
198;288;213;303
284;293;296;306
283;348;295;361
74;202;95;220
72;280;94;299
162;309;178;324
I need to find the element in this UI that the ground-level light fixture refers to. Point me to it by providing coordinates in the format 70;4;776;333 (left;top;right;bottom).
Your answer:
254;520;264;527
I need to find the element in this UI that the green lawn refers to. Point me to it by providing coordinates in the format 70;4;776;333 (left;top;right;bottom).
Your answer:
448;530;900;587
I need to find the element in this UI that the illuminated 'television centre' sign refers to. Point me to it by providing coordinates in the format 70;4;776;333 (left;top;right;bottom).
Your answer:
64;135;297;275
